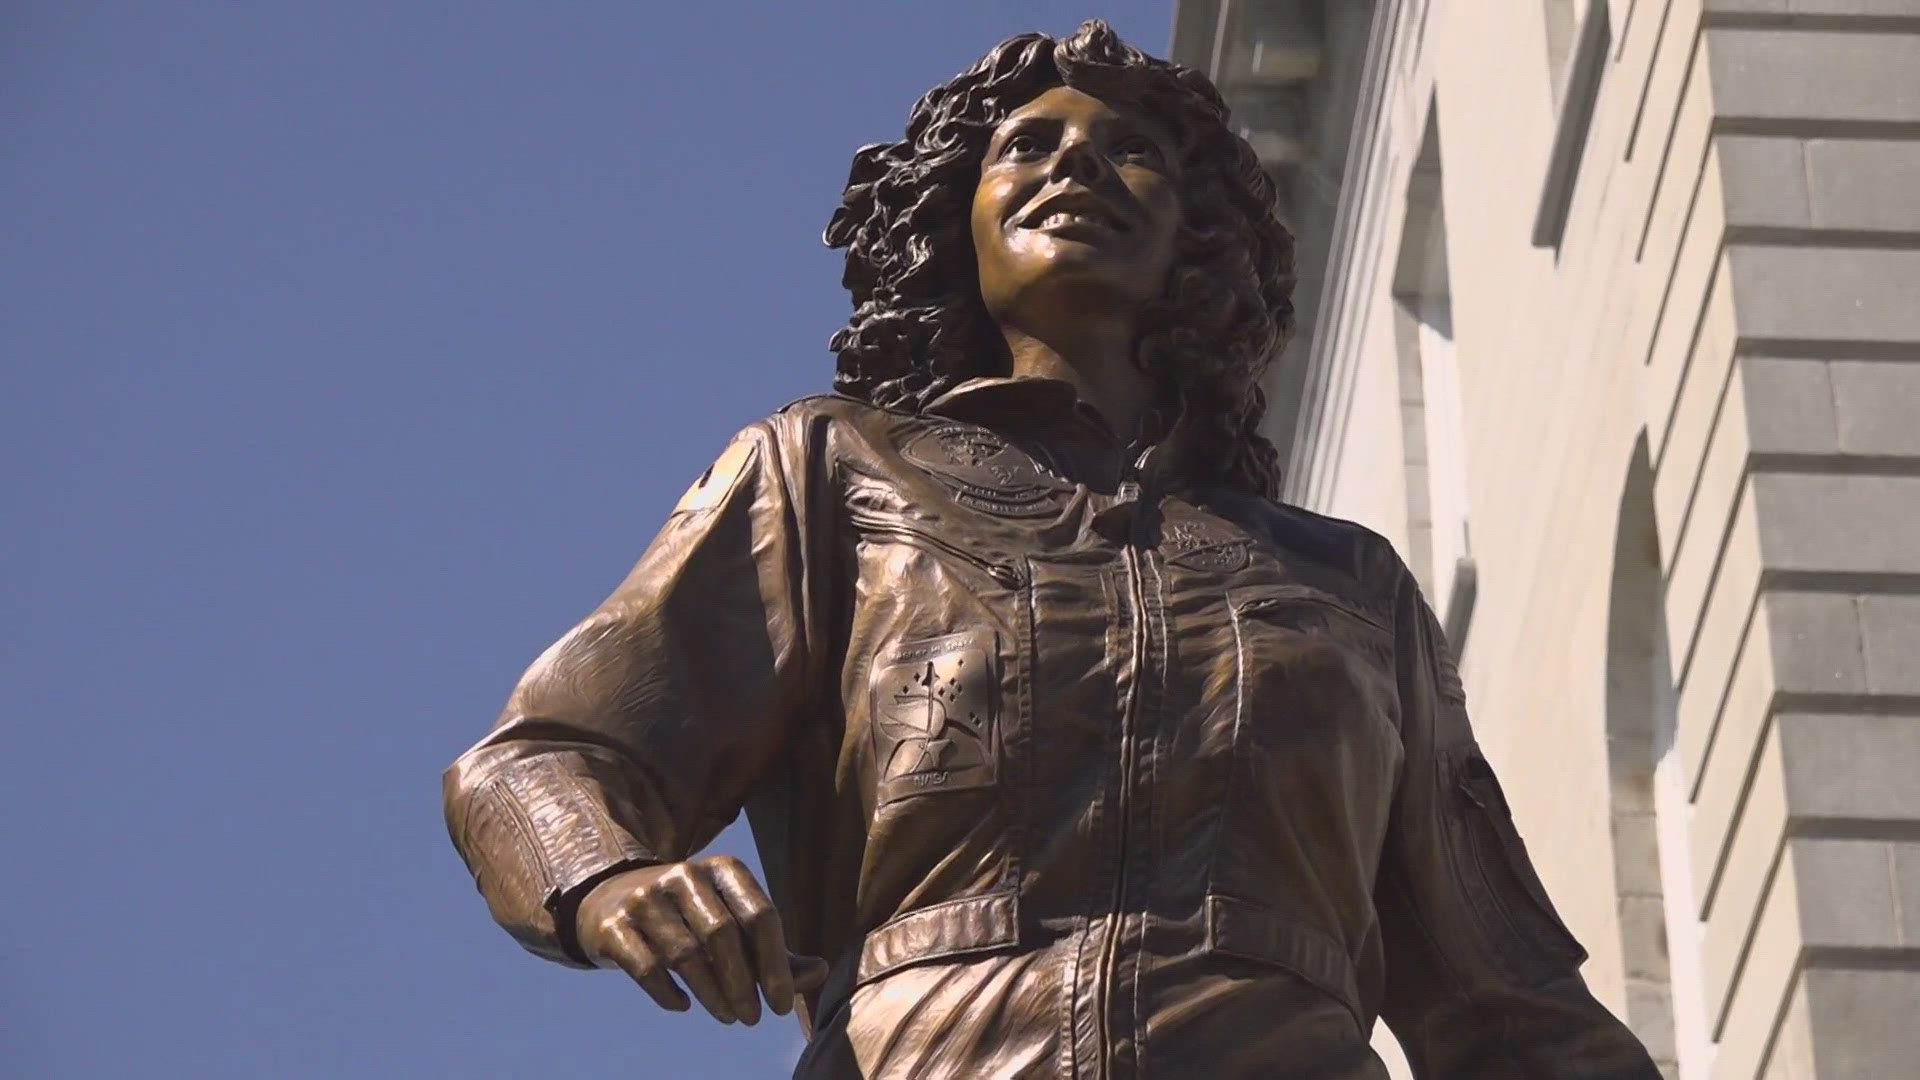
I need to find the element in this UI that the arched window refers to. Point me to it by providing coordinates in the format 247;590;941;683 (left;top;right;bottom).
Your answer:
1607;434;1709;1077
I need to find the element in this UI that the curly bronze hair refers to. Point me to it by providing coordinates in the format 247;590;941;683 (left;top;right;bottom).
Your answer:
824;20;1295;497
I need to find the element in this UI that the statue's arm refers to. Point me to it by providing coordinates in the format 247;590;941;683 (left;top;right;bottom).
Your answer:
442;413;830;977
1371;546;1662;1078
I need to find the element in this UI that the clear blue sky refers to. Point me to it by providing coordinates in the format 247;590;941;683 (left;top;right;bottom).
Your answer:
1;3;1173;1076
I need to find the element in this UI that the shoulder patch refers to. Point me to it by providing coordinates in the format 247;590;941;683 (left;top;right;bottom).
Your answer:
673;436;757;515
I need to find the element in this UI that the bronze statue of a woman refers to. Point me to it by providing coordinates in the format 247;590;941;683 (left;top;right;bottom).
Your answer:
444;22;1659;1078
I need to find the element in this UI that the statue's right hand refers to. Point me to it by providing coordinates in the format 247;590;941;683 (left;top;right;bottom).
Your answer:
575;855;830;1025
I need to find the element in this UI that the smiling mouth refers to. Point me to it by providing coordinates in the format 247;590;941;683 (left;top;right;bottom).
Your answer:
1030;209;1124;232
1017;196;1130;234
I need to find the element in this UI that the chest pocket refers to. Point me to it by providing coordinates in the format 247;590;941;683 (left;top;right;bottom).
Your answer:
1226;583;1400;769
841;465;1028;589
1200;582;1403;946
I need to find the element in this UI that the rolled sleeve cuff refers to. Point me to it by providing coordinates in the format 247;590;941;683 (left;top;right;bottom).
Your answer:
456;755;661;965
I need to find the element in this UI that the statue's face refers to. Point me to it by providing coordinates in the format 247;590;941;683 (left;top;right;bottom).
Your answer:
971;85;1182;329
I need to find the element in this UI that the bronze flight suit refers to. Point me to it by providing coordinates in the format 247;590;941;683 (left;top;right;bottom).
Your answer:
443;377;1661;1078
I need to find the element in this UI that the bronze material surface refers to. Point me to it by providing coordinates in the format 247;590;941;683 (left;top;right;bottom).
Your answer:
445;21;1659;1078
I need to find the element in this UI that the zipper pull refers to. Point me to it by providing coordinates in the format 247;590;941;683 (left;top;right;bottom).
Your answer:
1115;439;1157;507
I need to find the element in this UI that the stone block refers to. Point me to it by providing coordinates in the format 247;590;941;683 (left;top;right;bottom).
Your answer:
1672;524;1763;775
1697;638;1781;899
1711;840;1920;1073
1807;139;1920;234
1740;358;1835;456
1716;136;1811;229
1895;843;1920;945
1707;28;1920;125
1729;245;1920;344
1710;848;1803;1075
1633;10;1712;223
1778;713;1920;823
1617;892;1673;981
1764;591;1868;695
1801;968;1920;1078
1609;739;1660;815
1832;360;1920;457
1648;191;1731;469
1654;319;1742;571
1859;594;1920;694
1753;473;1920;575
1666;465;1754;682
1705;0;1788;13
1791;838;1899;948
1791;0;1920;16
1690;598;1863;898
1764;980;1815;1080
1699;729;1783;995
1624;977;1679;1066
1701;0;1920;13
1674;508;1765;790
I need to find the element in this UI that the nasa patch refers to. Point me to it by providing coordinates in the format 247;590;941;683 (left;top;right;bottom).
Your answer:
869;630;998;805
672;436;757;516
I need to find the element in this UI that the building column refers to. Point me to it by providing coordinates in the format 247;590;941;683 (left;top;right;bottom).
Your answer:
1650;6;1920;1077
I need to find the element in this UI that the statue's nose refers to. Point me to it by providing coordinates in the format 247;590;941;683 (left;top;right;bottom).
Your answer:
1049;139;1107;185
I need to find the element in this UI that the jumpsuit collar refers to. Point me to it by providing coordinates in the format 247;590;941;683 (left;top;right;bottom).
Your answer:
926;376;1181;456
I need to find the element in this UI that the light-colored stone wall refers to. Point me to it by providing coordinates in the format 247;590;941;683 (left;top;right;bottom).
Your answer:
1180;0;1920;1076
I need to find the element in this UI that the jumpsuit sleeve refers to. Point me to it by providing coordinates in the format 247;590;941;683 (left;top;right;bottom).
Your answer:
442;412;831;966
1373;552;1662;1077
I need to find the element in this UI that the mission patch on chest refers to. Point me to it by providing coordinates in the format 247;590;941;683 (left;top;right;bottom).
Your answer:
870;630;998;804
900;424;1061;517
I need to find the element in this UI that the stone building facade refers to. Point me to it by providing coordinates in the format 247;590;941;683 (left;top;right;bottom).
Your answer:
1171;2;1920;1077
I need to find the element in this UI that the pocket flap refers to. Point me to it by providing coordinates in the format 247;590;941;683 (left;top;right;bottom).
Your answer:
856;891;1020;984
1229;583;1391;637
1205;894;1362;1023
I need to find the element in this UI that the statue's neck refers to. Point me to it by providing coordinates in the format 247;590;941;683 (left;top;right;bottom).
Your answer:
999;326;1152;442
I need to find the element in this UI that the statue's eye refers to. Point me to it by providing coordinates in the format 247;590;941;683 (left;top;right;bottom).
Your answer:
1113;136;1162;164
1001;132;1046;159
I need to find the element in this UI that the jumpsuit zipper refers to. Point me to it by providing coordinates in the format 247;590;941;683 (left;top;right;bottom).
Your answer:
1093;463;1150;1078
